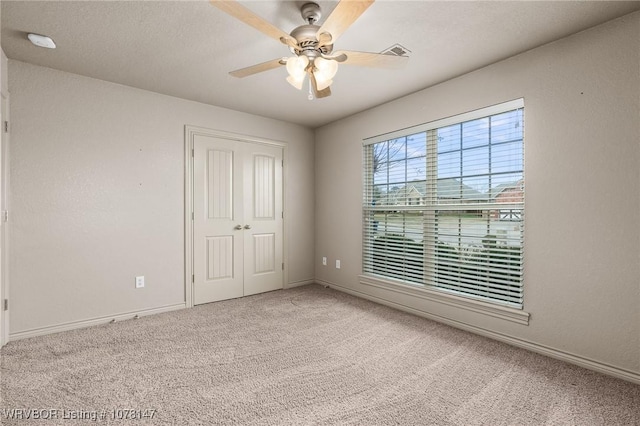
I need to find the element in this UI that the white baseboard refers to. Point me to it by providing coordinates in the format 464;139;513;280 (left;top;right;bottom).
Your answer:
285;279;314;289
9;303;186;342
317;280;640;385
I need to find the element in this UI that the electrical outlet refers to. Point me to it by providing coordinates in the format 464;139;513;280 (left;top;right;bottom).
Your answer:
322;257;327;266
135;276;145;289
336;260;341;269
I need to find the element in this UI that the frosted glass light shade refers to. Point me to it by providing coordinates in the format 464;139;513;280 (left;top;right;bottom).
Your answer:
286;56;309;90
313;57;338;91
315;57;338;78
286;75;305;90
315;78;333;91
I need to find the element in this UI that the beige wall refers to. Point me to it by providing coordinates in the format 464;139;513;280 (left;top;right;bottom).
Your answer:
315;12;640;376
1;50;6;93
8;60;315;334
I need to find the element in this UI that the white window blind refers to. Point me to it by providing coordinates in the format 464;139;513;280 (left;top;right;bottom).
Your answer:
363;100;524;308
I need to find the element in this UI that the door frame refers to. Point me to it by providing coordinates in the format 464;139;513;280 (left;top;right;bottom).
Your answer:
1;93;9;346
184;126;288;308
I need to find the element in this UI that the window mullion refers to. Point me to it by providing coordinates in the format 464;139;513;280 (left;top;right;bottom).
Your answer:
424;129;438;285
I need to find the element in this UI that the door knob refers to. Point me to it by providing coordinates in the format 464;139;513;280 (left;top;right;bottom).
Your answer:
234;225;243;230
244;224;251;230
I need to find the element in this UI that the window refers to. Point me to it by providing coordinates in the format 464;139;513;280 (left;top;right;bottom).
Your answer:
363;100;524;308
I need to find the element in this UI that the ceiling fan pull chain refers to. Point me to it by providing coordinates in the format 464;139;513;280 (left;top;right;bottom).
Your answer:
308;78;314;101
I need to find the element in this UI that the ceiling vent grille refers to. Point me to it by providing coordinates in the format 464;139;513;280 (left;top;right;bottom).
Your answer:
381;43;411;57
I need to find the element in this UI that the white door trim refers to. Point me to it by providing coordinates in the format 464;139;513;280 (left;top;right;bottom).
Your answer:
184;126;288;308
1;92;10;346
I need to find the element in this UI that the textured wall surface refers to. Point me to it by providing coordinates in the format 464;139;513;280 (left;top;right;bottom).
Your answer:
315;12;640;374
8;61;315;333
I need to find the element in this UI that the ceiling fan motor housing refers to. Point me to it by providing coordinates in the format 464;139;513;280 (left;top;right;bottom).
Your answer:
290;24;332;57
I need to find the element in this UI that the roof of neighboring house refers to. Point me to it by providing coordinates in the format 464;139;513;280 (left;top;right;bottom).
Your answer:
378;178;523;205
490;179;524;198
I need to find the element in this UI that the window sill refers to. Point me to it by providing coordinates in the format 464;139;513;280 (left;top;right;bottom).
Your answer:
358;274;530;325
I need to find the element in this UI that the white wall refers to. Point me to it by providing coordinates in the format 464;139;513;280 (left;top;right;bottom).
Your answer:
315;12;640;378
8;61;315;335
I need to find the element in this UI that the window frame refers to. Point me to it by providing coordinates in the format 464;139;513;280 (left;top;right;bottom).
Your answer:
361;99;528;323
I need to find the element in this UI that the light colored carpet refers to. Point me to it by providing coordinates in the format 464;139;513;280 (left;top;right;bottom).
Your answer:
1;284;639;425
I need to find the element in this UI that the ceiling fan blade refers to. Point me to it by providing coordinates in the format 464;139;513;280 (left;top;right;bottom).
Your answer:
210;1;292;44
334;50;409;69
316;0;374;45
316;85;331;98
320;52;348;63
309;72;332;99
230;58;286;78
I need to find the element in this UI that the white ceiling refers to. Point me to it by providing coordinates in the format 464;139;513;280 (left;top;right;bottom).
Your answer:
3;1;640;128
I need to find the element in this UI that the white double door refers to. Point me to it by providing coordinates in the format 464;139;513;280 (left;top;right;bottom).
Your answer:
193;134;283;305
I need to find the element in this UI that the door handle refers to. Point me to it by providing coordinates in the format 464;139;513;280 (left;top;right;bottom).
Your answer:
244;225;251;230
234;225;243;230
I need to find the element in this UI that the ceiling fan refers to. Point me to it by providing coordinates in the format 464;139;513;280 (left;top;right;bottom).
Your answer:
210;0;409;99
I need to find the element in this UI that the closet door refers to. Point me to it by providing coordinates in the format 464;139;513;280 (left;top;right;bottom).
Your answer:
193;134;283;305
242;144;283;296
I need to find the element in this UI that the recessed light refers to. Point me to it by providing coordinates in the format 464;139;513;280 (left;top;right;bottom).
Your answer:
27;33;56;49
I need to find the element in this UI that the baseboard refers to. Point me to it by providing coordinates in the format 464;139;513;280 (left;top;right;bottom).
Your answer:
9;303;186;342
285;279;314;289
317;280;640;385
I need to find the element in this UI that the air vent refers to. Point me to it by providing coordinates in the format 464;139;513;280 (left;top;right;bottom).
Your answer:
381;43;411;57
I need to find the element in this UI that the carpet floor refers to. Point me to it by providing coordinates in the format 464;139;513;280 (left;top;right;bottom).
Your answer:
1;284;639;425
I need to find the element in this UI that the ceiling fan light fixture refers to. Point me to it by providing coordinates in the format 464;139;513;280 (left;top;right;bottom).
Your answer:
286;56;309;78
286;74;305;90
315;77;333;91
313;57;338;90
285;56;309;90
314;57;338;80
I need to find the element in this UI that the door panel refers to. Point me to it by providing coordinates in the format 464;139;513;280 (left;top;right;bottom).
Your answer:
243;147;283;296
252;233;275;274
206;236;234;280
253;154;275;219
207;149;233;219
193;136;243;304
193;134;283;304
